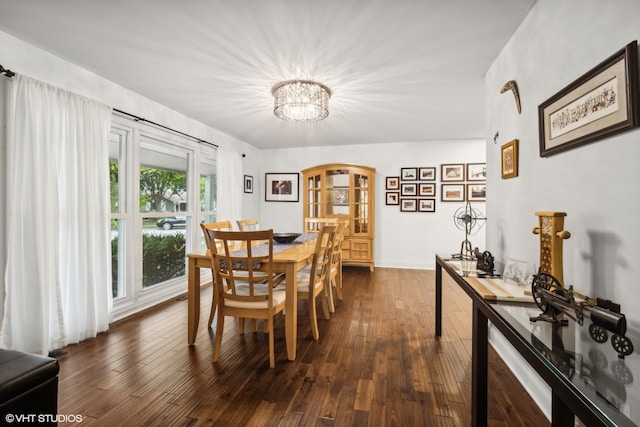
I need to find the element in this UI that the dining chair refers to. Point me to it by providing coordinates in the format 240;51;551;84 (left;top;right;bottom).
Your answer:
327;218;348;312
203;228;286;368
293;224;337;340
236;218;260;231
199;221;233;326
303;217;345;313
303;216;338;233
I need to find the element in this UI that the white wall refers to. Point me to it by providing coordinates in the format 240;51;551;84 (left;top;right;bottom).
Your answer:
256;140;485;269
485;0;640;418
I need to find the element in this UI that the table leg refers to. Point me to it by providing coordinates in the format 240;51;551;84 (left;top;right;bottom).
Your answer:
436;260;442;337
472;302;488;427
552;391;574;427
188;257;201;345
285;263;298;361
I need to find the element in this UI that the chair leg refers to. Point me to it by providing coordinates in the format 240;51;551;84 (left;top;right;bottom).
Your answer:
208;290;217;327
325;276;335;314
267;316;275;368
320;289;331;320
251;319;258;333
335;267;343;300
237;317;245;334
213;313;225;363
310;295;320;340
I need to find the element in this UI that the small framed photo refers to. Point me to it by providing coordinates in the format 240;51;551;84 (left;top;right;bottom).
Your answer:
243;175;253;193
503;258;532;286
418;183;435;197
265;172;299;202
400;183;417;196
419;167;436;181
466;163;486;181
441;184;465;202
501;139;519;179
466;183;486;202
386;176;400;190
400;199;417;212
441;164;465;181
386;192;400;205
401;168;418;181
418;198;436;212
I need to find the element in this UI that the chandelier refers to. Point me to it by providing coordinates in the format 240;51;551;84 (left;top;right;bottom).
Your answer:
271;80;331;123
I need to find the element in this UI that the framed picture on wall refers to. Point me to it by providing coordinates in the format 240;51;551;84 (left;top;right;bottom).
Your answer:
441;184;465;202
400;183;417;196
441;163;465;181
265;172;299;202
419;167;436;181
418;183;435;197
418;198;436;212
467;183;486;201
501;139;519;179
466;163;486;181
401;168;418;181
243;175;253;193
538;41;639;157
386;192;400;205
386;176;400;190
400;199;417;212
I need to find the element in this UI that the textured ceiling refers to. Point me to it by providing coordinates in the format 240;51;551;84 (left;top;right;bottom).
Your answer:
0;0;535;149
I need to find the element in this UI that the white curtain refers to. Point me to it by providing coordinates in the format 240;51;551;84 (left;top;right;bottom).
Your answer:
216;147;243;225
1;75;113;355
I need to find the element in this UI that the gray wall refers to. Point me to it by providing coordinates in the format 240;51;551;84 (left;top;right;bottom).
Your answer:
485;0;640;416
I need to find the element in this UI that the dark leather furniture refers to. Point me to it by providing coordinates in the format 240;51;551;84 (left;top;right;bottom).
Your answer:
0;349;59;426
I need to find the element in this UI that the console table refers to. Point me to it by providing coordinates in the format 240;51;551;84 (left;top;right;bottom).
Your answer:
435;254;638;427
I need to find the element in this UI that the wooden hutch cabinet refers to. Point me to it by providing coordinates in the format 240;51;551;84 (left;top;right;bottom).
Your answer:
302;163;375;271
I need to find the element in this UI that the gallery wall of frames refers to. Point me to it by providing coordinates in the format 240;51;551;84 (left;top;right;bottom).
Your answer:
385;163;486;213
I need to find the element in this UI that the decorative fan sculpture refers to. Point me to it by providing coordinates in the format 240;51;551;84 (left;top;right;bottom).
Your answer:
452;202;486;259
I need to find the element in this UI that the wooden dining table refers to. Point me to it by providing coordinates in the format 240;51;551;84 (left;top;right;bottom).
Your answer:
186;234;318;361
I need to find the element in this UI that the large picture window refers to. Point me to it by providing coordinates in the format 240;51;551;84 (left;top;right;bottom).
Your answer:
139;141;189;289
109;115;216;319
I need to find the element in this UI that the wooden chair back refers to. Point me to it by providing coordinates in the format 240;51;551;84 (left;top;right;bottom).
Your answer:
200;220;233;251
236;218;260;231
304;217;338;233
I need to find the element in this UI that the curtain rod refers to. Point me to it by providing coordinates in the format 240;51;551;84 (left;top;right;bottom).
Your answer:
0;64;15;77
113;108;218;148
0;63;217;148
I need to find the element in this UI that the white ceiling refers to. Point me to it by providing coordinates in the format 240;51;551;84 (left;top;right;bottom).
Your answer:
0;0;535;149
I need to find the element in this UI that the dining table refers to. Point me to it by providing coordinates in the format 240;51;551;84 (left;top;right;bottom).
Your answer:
186;233;318;361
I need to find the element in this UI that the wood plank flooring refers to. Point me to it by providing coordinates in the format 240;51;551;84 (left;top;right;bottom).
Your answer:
54;268;549;426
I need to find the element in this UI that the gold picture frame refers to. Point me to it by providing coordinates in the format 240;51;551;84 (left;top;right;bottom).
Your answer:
501;139;518;179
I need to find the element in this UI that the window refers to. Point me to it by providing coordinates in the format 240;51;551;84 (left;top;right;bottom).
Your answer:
199;154;217;250
139;140;189;289
109;115;216;319
109;128;127;299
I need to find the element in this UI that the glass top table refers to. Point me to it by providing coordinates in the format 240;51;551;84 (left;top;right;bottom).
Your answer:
435;254;639;427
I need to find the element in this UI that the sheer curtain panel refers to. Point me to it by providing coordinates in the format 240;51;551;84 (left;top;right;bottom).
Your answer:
1;75;113;355
216;147;243;226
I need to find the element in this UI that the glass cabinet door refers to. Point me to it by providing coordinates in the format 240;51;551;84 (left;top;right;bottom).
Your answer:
352;172;370;235
305;173;322;219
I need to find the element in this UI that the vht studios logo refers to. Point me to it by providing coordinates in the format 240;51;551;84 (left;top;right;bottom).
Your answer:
5;413;83;423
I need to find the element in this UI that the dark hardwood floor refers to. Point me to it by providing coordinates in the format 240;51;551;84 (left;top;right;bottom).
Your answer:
55;267;548;426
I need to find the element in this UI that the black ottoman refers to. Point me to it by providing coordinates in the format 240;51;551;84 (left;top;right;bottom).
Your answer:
0;349;59;426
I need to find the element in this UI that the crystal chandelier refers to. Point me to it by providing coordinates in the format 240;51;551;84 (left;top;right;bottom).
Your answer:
271;80;331;123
